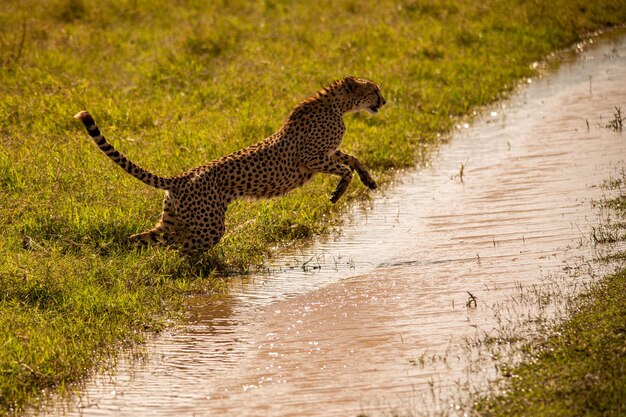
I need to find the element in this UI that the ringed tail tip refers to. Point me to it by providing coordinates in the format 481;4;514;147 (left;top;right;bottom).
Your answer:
74;110;100;136
74;110;91;121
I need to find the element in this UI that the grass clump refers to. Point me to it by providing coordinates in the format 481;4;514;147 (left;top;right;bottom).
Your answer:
2;0;626;413
475;173;626;416
475;267;626;416
606;106;623;131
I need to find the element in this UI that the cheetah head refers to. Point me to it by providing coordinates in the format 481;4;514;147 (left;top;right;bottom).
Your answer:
343;76;386;114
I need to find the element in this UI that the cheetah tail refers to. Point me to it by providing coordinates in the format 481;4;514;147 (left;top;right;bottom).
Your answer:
74;111;174;190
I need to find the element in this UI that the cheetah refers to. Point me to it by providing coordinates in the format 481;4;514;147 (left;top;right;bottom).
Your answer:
75;76;386;254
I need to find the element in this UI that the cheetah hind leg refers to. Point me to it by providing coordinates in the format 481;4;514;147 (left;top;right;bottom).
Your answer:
129;215;177;247
178;230;218;257
129;192;178;248
130;226;166;247
178;209;226;256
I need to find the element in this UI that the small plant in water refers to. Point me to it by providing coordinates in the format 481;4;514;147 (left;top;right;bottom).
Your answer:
452;160;468;182
466;291;478;308
606;106;623;131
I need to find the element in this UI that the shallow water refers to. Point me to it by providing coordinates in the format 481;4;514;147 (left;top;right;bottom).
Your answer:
44;32;626;416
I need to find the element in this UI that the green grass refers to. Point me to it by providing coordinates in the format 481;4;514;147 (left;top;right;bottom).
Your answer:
475;174;626;416
2;0;626;414
475;268;626;417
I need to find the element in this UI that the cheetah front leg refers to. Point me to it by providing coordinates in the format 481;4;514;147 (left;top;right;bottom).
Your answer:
331;150;378;191
304;156;354;203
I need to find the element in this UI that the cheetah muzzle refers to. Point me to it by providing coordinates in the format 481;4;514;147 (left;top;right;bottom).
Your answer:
75;76;386;255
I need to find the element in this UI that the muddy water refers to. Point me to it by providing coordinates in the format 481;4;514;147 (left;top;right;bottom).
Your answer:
47;33;626;416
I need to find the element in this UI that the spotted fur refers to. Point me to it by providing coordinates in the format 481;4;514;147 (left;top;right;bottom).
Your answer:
75;76;386;254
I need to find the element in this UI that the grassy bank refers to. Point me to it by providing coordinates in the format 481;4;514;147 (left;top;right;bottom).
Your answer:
2;0;626;413
475;174;626;416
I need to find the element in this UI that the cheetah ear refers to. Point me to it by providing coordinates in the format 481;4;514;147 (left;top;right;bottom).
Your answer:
344;76;359;93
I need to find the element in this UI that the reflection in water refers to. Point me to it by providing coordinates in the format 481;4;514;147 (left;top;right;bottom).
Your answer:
43;32;626;416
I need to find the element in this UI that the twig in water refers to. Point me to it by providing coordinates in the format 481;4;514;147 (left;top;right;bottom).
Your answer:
466;291;478;309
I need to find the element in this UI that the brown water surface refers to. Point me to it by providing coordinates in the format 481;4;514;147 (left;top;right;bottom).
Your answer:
44;32;626;416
